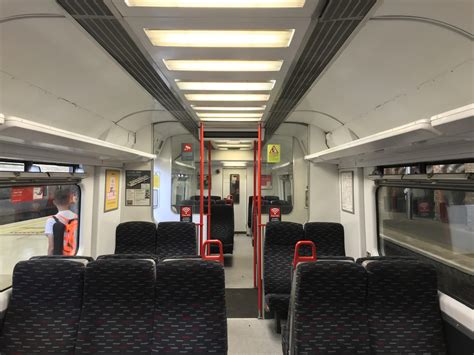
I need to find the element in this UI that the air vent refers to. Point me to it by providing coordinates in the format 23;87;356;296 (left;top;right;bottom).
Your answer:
265;0;377;139
57;0;198;137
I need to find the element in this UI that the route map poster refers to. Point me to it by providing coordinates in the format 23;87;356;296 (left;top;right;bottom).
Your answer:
125;170;151;206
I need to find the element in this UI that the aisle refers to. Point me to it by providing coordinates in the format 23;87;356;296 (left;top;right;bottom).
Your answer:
224;234;254;289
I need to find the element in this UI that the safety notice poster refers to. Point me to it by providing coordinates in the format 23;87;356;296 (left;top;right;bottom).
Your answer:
125;170;151;206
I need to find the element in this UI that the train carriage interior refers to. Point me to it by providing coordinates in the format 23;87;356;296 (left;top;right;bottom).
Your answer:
0;0;473;353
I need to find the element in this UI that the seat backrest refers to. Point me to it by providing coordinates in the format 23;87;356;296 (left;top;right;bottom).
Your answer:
115;221;157;254
153;260;227;354
0;259;85;353
30;255;94;262
264;222;304;295
288;261;370;354
210;204;234;244
156;222;197;259
364;259;446;354
75;259;156;354
210;195;221;201
97;253;159;263
303;222;345;257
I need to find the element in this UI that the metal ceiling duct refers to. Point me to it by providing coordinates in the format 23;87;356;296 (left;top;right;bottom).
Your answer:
57;0;199;137
264;0;377;139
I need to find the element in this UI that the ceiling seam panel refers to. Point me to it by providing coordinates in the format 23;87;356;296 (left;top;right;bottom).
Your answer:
56;0;199;137
264;0;377;139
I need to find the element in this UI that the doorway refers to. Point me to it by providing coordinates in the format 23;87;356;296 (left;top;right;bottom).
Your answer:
222;168;247;233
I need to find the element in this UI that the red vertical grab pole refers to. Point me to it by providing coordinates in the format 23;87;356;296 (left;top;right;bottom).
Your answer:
253;141;257;289
199;124;205;255
257;124;263;318
207;140;212;241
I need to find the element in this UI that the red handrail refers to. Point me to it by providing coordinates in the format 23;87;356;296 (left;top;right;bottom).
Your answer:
202;240;224;265
207;140;212;242
293;241;317;268
199;124;205;255
257;123;262;318
252;141;257;289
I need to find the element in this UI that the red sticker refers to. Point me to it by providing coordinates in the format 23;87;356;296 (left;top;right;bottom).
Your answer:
183;144;192;152
181;206;192;217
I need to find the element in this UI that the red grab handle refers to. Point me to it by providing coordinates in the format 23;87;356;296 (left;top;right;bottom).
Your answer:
202;240;224;265
293;241;317;268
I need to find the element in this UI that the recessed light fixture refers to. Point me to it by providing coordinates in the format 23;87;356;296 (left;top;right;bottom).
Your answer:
186;94;269;101
125;0;305;8
164;60;283;72
191;106;266;111
200;117;261;122
222;162;248;167
176;81;275;91
198;113;263;118
145;30;294;48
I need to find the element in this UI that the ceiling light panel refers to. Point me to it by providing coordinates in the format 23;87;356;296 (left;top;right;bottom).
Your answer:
198;113;263;118
192;106;266;111
186;94;270;101
199;117;261;122
164;60;283;72
126;0;306;8
176;81;275;91
145;30;294;48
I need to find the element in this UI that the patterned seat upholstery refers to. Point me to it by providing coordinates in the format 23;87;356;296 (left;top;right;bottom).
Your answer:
156;222;197;260
210;204;234;254
75;259;156;354
153;259;227;354
304;222;346;257
264;222;304;327
285;261;370;354
0;259;85;353
30;255;94;262
364;259;447;354
97;253;160;263
115;221;157;254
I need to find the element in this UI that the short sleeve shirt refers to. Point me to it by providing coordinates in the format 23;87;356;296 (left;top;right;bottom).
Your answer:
45;210;77;236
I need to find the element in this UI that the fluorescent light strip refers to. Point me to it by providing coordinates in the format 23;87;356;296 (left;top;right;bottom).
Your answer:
192;106;266;111
125;0;306;8
198;113;263;118
177;81;275;91
186;94;269;101
223;162;248;167
200;117;261;122
164;60;283;72
145;30;294;48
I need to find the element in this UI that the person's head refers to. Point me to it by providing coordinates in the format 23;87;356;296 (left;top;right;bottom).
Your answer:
53;188;71;210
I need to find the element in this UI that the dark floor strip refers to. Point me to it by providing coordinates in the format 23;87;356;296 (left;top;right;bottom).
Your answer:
225;288;258;318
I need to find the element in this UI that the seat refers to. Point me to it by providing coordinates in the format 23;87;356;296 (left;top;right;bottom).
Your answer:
75;259;156;354
115;221;157;254
156;222;197;260
284;261;370;354
97;253;160;263
210;195;221;201
263;221;304;332
364;259;447;354
30;255;94;262
270;199;292;214
210;204;234;254
0;259;85;353
303;222;346;257
153;259;227;354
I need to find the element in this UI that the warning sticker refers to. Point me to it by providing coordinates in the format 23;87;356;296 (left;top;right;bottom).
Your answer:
267;144;281;163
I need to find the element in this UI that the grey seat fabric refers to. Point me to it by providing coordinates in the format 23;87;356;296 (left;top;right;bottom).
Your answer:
30;255;94;262
263;222;305;328
364;259;447;354
115;221;157;254
0;259;85;354
156;222;197;260
284;261;370;354
75;259;156;354
210;204;234;254
153;259;227;354
97;253;160;263
304;222;346;257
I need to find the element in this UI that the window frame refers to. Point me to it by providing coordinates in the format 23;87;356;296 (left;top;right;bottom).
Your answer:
375;182;474;307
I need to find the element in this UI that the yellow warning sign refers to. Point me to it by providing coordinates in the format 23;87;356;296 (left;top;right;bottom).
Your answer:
267;144;281;163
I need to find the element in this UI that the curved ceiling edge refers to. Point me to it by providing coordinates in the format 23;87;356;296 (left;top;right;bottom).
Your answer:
0;14;65;24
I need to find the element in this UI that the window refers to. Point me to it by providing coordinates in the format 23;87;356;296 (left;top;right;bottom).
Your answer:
0;184;81;290
377;184;474;307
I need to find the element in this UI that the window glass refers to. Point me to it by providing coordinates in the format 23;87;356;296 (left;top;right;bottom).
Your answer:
0;185;80;290
377;185;474;306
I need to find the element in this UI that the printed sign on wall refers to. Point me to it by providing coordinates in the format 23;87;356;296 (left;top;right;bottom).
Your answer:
261;175;272;190
267;144;281;163
104;169;120;212
269;206;281;222
180;205;193;222
125;170;151;206
182;143;194;161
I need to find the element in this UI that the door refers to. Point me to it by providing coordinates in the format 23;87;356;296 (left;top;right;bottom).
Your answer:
222;168;247;232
